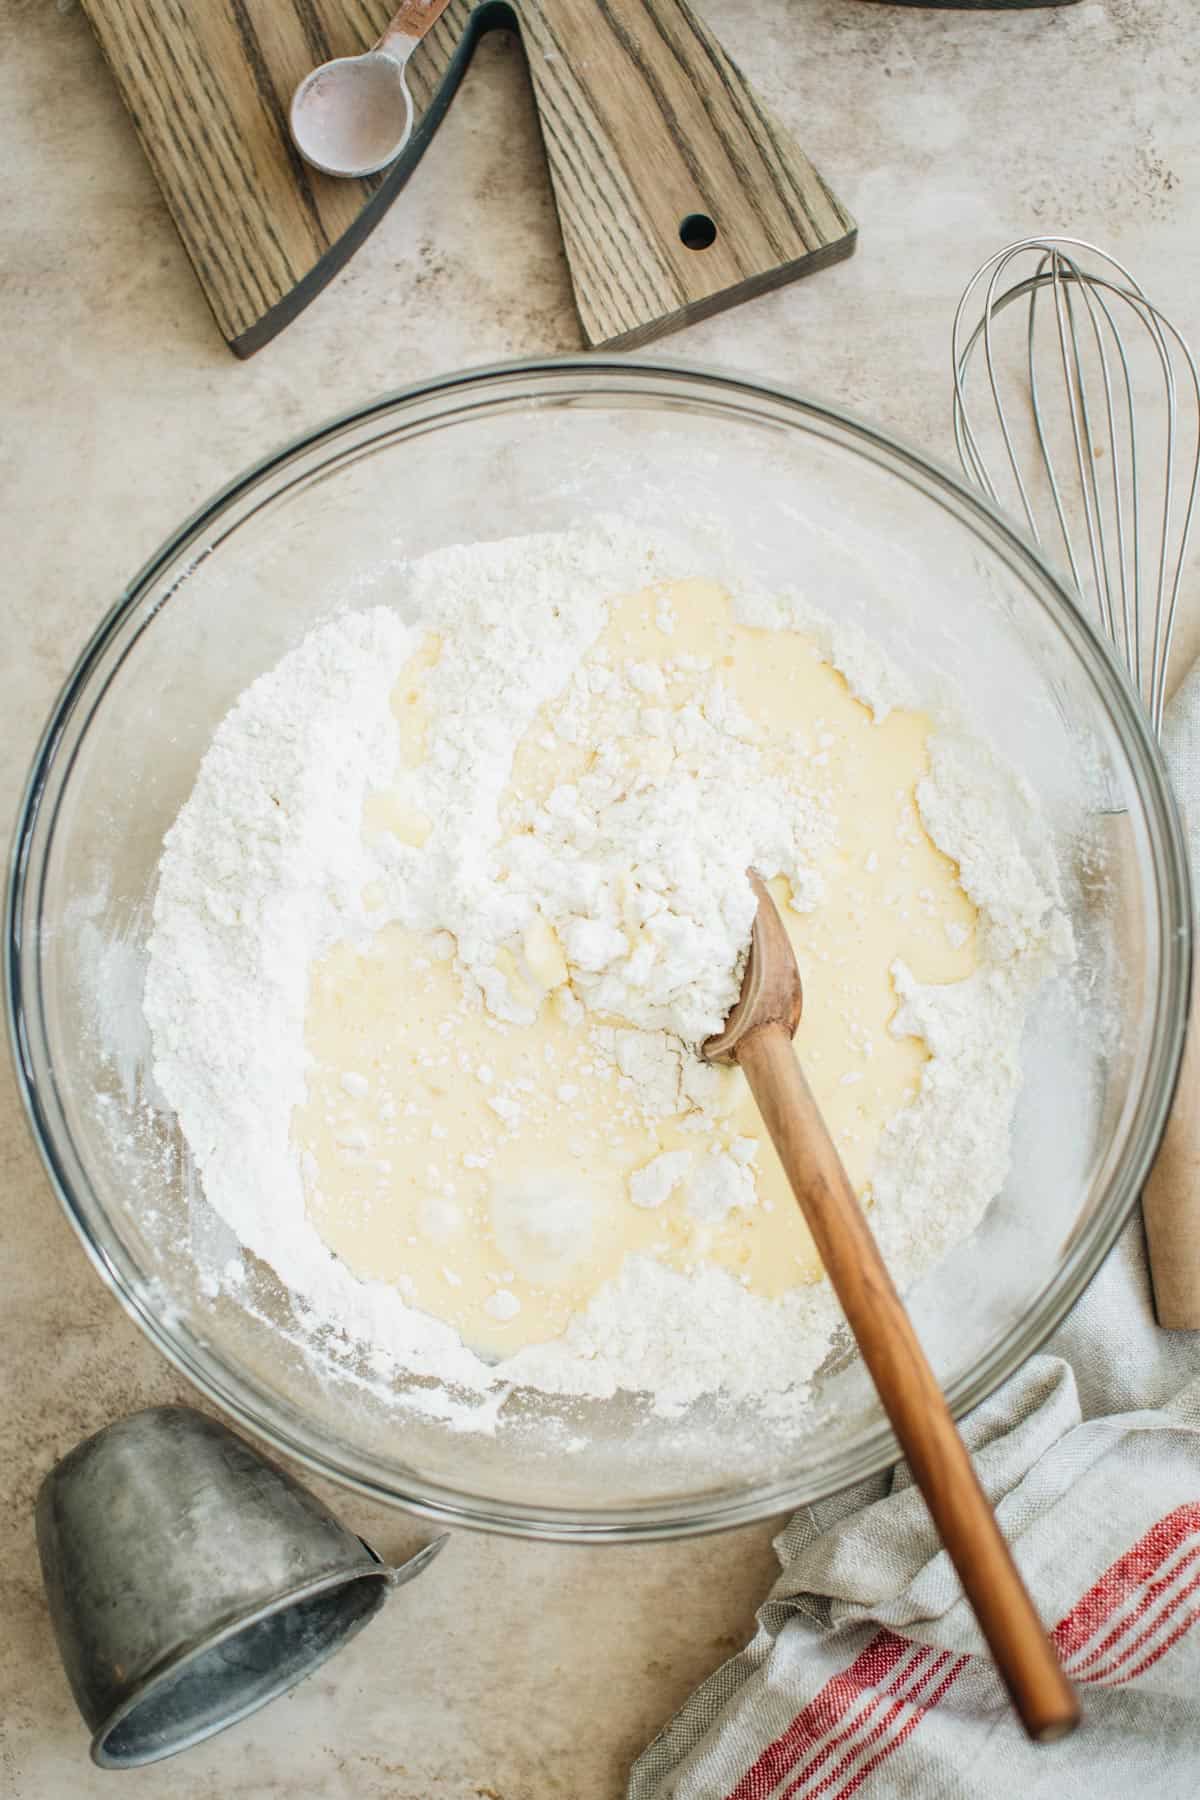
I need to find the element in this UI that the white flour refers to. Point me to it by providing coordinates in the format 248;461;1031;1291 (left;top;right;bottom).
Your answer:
143;526;1073;1426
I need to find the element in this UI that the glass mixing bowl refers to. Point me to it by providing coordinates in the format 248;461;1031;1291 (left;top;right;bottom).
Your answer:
6;359;1191;1540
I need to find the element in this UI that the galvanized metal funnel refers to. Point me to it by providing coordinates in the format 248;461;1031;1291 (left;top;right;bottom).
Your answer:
35;1405;446;1768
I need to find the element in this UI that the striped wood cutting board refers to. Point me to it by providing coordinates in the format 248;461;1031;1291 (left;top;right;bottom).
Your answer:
79;0;856;356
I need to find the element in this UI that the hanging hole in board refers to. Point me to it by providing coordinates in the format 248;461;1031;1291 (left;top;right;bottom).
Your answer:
679;214;717;251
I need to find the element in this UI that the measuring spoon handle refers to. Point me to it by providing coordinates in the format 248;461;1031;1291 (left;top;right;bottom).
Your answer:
378;0;455;60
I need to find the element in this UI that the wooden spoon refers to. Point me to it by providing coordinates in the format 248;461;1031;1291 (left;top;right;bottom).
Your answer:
704;872;1080;1743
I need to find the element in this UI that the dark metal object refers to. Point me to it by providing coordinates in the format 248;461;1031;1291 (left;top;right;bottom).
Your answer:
35;1405;446;1768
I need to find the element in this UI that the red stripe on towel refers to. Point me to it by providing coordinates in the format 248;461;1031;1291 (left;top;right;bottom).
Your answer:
1052;1503;1200;1661
779;1649;946;1799
828;1657;970;1800
789;1652;960;1800
1102;1602;1200;1687
724;1630;912;1800
725;1503;1200;1800
1079;1567;1200;1684
1071;1541;1200;1674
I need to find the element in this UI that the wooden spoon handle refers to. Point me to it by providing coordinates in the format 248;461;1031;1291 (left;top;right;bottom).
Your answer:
1143;974;1200;1328
737;1022;1080;1743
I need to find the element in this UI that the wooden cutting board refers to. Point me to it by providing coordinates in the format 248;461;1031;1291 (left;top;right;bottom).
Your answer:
79;0;855;358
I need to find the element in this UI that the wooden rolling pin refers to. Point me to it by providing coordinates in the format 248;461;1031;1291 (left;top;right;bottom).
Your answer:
1144;997;1200;1329
1143;774;1200;1330
1142;640;1200;1330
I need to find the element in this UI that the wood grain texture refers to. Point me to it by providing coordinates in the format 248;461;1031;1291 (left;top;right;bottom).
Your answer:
1145;644;1200;1330
78;0;853;356
736;1022;1081;1743
517;0;854;347
1138;607;1200;1326
1143;968;1200;1329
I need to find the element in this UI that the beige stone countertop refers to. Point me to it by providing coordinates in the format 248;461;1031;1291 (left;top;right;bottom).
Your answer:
2;2;1198;1794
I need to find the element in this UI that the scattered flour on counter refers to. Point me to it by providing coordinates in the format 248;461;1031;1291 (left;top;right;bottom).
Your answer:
143;524;1074;1428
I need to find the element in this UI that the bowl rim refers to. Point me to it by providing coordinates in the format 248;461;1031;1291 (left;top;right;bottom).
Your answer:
5;352;1192;1541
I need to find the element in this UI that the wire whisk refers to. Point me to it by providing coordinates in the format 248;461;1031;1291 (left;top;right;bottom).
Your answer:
952;236;1200;736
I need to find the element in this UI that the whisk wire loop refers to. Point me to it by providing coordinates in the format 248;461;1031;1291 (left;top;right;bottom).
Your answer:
952;236;1200;737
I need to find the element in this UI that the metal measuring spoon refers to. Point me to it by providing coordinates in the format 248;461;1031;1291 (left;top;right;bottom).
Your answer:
290;0;453;180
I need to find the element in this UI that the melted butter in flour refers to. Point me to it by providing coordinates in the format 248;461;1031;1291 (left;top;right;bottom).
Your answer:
294;580;976;1359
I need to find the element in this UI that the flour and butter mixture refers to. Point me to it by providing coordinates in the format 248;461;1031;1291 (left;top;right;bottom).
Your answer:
144;525;1073;1425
